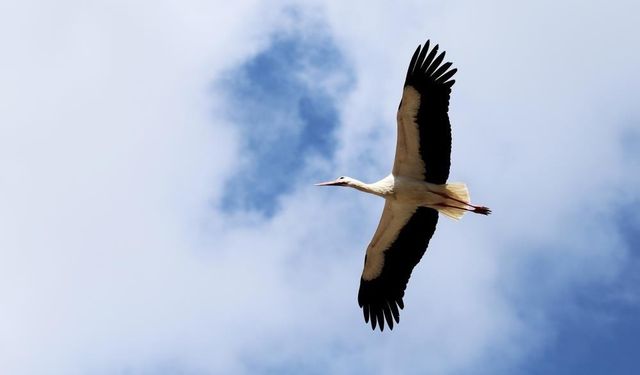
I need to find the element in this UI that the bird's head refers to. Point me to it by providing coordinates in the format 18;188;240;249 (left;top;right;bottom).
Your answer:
315;176;353;187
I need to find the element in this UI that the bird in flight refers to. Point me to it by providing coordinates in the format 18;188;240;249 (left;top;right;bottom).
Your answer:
316;40;490;331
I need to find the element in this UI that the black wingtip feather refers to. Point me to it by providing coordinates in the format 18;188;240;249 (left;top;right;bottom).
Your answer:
420;44;439;74
415;41;430;72
383;303;394;330
425;51;446;76
405;45;422;83
389;302;400;323
376;308;385;332
432;62;453;80
436;68;457;83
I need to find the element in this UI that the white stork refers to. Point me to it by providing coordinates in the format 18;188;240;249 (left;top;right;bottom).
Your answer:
316;40;490;331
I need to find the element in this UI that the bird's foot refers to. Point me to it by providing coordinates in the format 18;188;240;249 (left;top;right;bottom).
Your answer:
473;206;491;215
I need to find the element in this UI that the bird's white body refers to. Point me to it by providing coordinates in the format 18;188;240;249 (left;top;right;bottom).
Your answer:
344;174;470;220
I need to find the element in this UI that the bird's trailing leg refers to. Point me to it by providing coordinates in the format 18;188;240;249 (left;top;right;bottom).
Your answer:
432;191;491;215
435;203;491;215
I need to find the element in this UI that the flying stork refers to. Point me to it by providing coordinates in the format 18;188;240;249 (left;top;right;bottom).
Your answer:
316;40;491;331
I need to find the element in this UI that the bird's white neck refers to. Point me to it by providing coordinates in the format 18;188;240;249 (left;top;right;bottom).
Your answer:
349;176;394;198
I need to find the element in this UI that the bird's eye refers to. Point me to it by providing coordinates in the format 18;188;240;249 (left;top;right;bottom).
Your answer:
338;176;345;180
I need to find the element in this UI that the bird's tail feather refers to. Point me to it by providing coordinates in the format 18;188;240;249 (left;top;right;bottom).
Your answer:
436;183;470;220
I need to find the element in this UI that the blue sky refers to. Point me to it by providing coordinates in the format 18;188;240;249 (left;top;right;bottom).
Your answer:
218;31;350;216
1;1;639;374
532;206;640;374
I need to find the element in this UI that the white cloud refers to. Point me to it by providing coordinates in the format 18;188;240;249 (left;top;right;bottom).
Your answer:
1;0;639;374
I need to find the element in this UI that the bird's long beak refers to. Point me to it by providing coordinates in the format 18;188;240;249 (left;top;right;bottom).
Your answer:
315;180;344;186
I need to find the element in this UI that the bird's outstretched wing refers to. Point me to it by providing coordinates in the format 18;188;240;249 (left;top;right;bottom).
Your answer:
393;40;456;184
358;202;439;331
